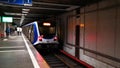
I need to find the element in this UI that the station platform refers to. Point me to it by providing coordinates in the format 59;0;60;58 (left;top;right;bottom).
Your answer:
0;34;50;68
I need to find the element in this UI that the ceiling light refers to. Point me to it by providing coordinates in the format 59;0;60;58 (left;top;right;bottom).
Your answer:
24;4;32;6
43;22;51;26
22;9;30;11
22;11;29;13
4;12;22;16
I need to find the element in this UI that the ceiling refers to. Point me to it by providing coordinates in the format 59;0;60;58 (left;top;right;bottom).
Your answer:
0;0;100;26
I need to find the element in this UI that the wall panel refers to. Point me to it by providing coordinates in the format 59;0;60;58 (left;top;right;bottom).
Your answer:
80;14;84;47
97;8;116;57
84;12;97;57
115;6;120;59
67;16;76;45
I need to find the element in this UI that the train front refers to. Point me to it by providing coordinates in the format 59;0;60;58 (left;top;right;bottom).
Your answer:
36;22;59;50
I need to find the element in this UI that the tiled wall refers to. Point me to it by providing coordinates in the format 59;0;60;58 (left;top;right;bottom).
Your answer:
60;0;120;68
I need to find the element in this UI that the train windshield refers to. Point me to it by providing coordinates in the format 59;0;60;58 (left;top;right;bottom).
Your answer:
39;26;56;35
39;26;56;38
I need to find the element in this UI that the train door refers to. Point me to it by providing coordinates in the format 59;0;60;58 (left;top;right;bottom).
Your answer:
75;25;80;59
29;25;34;42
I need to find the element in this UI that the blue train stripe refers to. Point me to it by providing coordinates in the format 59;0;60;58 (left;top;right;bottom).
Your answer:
32;23;38;44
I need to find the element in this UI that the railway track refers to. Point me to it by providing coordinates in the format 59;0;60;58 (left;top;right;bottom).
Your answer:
35;46;87;68
42;52;87;68
43;54;69;68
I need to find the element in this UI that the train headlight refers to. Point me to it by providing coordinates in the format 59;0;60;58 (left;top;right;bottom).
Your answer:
54;36;58;41
39;36;43;41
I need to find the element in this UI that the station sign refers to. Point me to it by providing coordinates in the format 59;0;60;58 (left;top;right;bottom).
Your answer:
2;16;13;23
0;0;32;5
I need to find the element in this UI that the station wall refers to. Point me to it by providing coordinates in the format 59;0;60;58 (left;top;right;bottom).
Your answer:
0;23;5;38
59;0;120;68
0;23;4;33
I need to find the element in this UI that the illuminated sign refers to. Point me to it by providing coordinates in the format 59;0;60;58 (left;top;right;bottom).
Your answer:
0;0;32;5
2;16;13;23
43;22;51;26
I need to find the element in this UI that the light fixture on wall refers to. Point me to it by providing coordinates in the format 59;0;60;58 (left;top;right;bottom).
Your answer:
80;23;84;28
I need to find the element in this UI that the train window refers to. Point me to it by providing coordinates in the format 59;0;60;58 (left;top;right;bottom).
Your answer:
39;26;55;35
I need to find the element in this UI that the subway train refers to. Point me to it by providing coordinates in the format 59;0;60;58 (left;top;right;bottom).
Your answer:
23;21;59;49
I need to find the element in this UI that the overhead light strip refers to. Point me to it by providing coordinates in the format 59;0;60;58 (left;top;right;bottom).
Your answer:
22;9;30;11
28;6;67;11
0;3;67;11
33;1;79;7
4;12;22;16
22;11;29;14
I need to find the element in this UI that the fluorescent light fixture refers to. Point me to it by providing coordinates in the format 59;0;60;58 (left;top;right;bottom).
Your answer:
22;11;29;13
24;4;32;6
4;12;22;16
22;9;30;11
43;22;51;26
